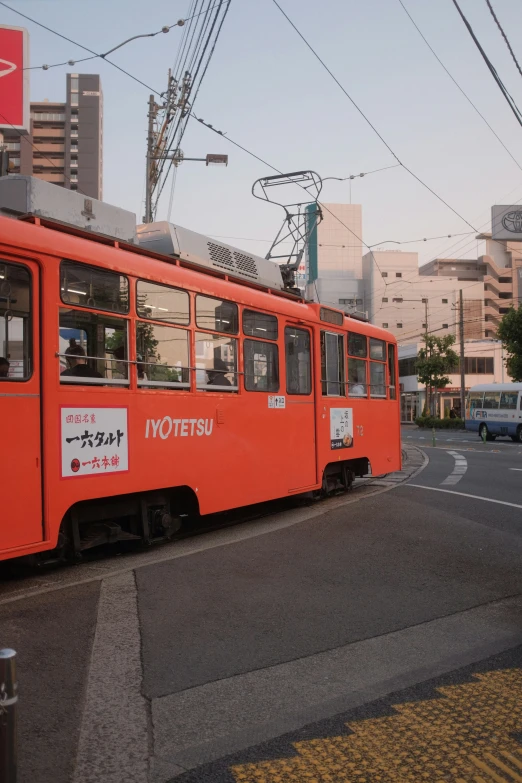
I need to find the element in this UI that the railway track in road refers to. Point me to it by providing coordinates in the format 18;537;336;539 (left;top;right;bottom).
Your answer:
0;444;426;606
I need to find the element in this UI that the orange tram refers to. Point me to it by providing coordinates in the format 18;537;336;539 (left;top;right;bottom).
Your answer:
0;176;401;564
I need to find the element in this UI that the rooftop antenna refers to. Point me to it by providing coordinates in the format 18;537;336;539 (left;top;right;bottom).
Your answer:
252;170;323;293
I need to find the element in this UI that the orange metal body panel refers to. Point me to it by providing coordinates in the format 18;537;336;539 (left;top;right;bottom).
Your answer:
0;216;401;561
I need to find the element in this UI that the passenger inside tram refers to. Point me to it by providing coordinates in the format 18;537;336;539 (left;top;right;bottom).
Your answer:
60;340;103;379
207;358;232;387
0;357;9;378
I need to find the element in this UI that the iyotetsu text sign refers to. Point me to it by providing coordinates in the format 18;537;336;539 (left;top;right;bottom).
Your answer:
0;26;30;132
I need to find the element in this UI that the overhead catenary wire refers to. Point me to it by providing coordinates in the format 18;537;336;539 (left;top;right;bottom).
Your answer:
269;0;480;234
451;0;522;129
397;0;522;171
484;0;522;81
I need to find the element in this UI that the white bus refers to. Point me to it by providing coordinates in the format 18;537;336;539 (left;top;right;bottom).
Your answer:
465;383;522;442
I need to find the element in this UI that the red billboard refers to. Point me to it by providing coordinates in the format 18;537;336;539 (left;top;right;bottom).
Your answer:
0;25;29;132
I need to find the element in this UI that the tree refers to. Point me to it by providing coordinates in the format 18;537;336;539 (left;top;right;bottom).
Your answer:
416;334;459;416
497;306;522;382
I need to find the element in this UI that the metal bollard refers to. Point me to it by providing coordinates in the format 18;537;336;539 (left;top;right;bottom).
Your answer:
0;649;17;783
432;427;436;447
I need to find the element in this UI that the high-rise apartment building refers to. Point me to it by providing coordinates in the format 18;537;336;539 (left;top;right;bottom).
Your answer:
3;74;103;199
305;203;364;311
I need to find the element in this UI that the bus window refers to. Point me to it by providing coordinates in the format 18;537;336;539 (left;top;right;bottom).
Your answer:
59;309;129;384
244;339;279;391
0;262;31;380
348;359;367;397
500;391;518;410
483;391;501;409
195;333;238;391
137;280;190;325
61;260;129;314
320;331;345;396
136;323;190;388
369;338;385;361
243;310;278;340
348;333;367;358
285;327;311;395
468;391;484;415
370;361;386;398
388;344;397;399
196;295;238;334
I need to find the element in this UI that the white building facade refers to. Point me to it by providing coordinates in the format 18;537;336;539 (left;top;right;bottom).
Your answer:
305;203;364;312
399;340;509;421
362;249;485;345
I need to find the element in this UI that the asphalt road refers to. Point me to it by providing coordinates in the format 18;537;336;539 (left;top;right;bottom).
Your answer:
1;440;521;783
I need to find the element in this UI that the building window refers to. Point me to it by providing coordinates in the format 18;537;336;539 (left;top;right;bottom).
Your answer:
442;323;448;329
422;323;427;329
382;272;388;278
499;308;509;314
382;323;388;328
498;277;511;283
396;272;402;278
498;293;511;299
397;323;403;328
285;327;311;395
136;280;190;325
382;297;388;303
461;357;494;374
244;339;279;392
70;77;79;92
398;357;416;376
196;295;238;334
442;298;448;303
356;299;363;305
60;260;129;314
70;94;78;107
0;262;32;380
320;331;345;396
392;297;403;303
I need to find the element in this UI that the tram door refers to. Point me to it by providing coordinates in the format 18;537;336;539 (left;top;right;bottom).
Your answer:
0;260;43;551
283;325;317;490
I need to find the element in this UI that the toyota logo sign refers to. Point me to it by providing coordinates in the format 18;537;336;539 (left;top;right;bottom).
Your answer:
502;210;522;234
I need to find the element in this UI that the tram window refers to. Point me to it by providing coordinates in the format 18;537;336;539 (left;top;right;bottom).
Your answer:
243;309;278;340
0;262;31;380
348;332;367;358
320;331;345;396
136;322;189;388
369;338;385;361
196;295;238;334
136;280;189;325
369;361;386;398
483;391;501;409
348;359;367;397
285;327;311;395
388;344;397;400
195;333;237;391
500;391;518;410
61;260;129;314
244;339;279;392
59;309;129;384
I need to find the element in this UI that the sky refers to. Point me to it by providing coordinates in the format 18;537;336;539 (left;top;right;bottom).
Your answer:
3;0;522;267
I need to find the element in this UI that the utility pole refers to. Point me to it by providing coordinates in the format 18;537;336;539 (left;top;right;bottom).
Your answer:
459;289;466;419
424;297;430;416
144;94;156;224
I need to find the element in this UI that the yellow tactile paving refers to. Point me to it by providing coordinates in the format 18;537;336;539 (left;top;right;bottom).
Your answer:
231;669;522;782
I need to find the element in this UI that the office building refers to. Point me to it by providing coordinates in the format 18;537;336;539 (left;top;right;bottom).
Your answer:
3;74;103;199
305;203;364;311
362;249;484;343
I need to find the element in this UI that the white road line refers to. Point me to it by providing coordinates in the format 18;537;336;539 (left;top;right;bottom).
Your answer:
73;572;148;783
510;468;522;471
441;451;468;486
407;484;522;510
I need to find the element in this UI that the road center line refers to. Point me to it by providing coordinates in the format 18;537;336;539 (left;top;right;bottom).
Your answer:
510;468;522;471
406;484;522;510
441;451;468;486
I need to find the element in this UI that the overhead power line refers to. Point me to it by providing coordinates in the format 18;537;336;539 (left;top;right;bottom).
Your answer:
485;0;522;81
397;0;522;172
270;0;479;233
451;0;522;129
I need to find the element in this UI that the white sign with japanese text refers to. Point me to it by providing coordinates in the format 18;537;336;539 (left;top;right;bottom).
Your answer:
268;395;286;409
61;407;129;478
330;408;353;450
